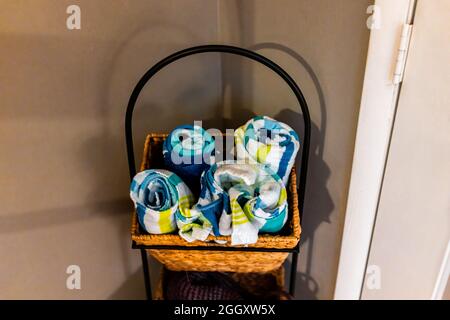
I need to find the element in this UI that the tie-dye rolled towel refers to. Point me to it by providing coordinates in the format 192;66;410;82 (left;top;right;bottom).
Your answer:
196;161;288;245
235;116;300;186
130;169;195;234
163;124;215;195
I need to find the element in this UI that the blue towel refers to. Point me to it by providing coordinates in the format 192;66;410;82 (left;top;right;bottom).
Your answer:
163;124;215;195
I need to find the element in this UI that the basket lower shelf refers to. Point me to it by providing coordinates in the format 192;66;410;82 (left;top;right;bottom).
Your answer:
154;267;289;300
152;249;289;273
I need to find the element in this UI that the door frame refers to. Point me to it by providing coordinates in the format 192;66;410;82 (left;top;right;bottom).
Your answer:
334;0;416;300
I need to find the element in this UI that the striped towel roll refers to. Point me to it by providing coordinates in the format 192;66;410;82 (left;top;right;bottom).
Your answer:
196;161;288;245
235;116;300;186
130;169;194;234
163;124;215;195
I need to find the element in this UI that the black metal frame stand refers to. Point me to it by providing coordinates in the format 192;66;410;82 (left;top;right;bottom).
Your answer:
125;45;311;300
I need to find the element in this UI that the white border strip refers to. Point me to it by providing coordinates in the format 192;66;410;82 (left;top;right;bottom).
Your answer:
431;241;450;300
333;0;413;300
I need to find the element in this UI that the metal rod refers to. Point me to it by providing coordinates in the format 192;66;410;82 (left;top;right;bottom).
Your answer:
140;249;152;300
289;251;299;296
132;241;299;253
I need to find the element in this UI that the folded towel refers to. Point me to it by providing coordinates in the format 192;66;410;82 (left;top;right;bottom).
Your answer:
130;169;194;234
163;124;215;195
235;116;300;186
196;161;288;245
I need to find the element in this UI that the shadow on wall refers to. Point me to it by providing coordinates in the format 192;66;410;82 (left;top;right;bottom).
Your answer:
78;20;223;298
278;109;333;300
222;0;335;299
252;43;333;300
108;256;161;300
224;41;334;300
108;265;147;300
0;19;220;299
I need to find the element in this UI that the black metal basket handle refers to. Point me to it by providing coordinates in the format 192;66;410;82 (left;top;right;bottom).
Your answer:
125;44;311;215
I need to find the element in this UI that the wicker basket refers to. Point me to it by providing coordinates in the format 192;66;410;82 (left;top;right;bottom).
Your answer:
153;267;289;300
131;133;302;272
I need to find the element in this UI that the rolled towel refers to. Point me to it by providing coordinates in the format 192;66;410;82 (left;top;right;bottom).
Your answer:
235;116;300;186
130;169;194;234
163;124;215;195
196;161;288;245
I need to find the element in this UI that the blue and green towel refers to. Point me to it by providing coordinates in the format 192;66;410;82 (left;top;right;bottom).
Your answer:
130;169;195;235
195;161;288;245
235;116;300;186
163;124;215;194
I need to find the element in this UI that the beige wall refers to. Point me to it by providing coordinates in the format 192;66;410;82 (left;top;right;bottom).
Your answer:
362;0;450;299
0;0;370;299
0;0;221;299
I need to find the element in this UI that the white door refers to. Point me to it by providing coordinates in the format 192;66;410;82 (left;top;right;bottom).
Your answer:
362;0;450;299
